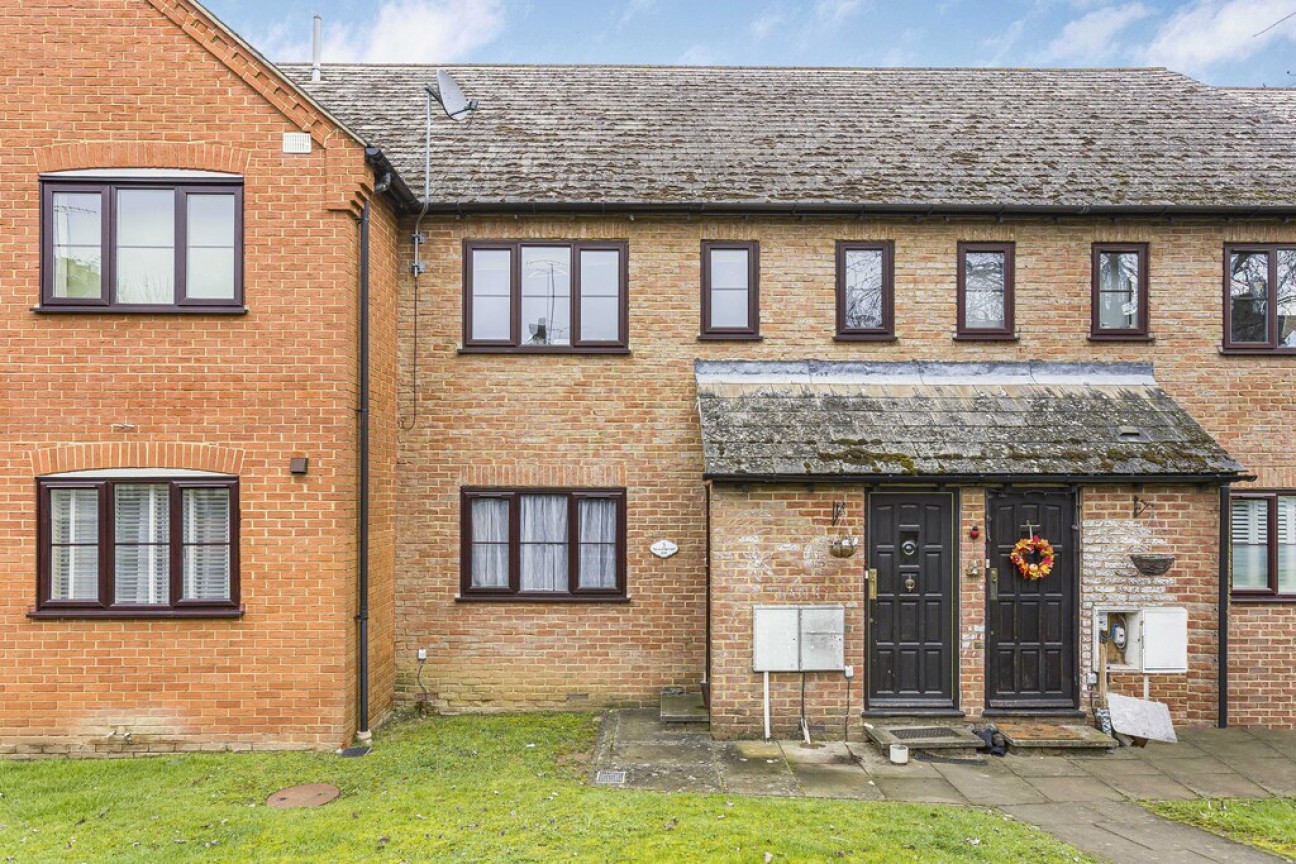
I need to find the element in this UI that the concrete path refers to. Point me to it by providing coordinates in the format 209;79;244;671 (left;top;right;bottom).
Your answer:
592;710;1295;863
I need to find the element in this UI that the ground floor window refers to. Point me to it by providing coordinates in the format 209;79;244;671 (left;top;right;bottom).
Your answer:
35;472;239;616
460;488;626;600
1231;491;1296;599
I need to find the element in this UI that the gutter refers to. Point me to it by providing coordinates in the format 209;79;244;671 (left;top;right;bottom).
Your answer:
1219;483;1231;728
365;148;419;211
355;199;372;743
703;471;1253;486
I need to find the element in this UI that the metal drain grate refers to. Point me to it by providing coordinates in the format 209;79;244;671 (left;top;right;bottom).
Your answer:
594;770;626;785
889;726;964;741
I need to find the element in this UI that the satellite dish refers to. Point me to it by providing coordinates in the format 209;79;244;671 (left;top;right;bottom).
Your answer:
430;69;478;121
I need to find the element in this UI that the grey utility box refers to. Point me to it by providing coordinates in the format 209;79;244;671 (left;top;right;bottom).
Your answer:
752;605;845;672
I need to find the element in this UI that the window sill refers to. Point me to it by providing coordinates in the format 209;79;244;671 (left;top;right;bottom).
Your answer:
697;333;762;342
27;606;245;620
458;346;631;355
834;333;897;343
455;594;631;604
1230;594;1296;604
1218;347;1296;356
1088;333;1155;343
32;305;249;316
952;333;1018;342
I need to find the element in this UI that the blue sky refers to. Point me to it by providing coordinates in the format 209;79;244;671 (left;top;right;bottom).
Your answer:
203;0;1296;86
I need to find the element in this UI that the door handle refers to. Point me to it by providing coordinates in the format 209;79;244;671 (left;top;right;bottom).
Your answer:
867;568;878;600
988;567;999;601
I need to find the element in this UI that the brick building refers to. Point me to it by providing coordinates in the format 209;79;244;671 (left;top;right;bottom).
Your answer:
2;1;1295;755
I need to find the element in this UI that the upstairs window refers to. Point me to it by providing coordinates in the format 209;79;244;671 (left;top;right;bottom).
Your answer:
1224;245;1296;352
1091;243;1150;339
40;174;243;311
836;241;895;340
35;472;240;617
1231;492;1296;599
463;241;628;351
956;242;1015;339
701;241;760;339
460;488;626;600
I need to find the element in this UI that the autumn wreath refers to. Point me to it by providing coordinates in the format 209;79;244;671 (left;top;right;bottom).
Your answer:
1009;535;1055;581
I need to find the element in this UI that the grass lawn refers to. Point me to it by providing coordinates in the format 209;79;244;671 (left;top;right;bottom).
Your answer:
0;712;1092;863
1147;797;1296;861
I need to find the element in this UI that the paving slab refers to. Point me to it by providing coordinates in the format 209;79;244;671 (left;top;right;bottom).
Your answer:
790;762;884;800
932;762;1048;806
779;740;854;765
1174;772;1272;799
1226;757;1296;796
1152;756;1237;776
624;763;724;793
847;744;945;778
717;743;800;798
1001;754;1090;777
1104;772;1201;801
1076;753;1167;775
1023;775;1127;803
872;777;968;804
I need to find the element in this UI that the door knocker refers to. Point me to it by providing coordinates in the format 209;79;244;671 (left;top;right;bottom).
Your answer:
900;539;918;557
904;576;916;592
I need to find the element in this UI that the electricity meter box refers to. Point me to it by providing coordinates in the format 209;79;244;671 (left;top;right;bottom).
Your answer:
752;605;845;672
1094;606;1188;674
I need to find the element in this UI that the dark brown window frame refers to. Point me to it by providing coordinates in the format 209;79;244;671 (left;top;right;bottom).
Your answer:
1222;244;1296;354
38;177;245;314
835;241;895;341
31;476;242;619
1230;490;1296;602
955;241;1016;340
459;487;628;602
461;240;630;353
1090;242;1151;341
700;240;760;340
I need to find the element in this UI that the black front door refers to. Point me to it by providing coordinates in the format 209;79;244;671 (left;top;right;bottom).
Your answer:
867;493;955;709
986;489;1079;710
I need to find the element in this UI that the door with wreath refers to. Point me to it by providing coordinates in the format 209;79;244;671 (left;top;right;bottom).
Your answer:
985;489;1079;710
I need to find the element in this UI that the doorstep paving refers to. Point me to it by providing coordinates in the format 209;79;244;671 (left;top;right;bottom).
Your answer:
592;709;1296;863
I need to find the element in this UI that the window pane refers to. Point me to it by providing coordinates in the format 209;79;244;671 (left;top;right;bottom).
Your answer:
184;488;229;543
844;248;884;330
186;247;236;300
470;249;511;341
116;485;169;543
521;247;572;346
470;497;510;589
579;250;621;342
1231;498;1269;590
182;546;230;601
1279;497;1296;594
1230;251;1270;344
51;546;99;601
186;195;237;301
710;289;750;328
963;251;1005;330
187;194;235;246
709;249;749;289
1097;251;1139;330
115;545;170;605
51;192;103;299
520;494;567;591
578;498;617;589
51;487;99;544
116;190;176;304
1278;251;1296;349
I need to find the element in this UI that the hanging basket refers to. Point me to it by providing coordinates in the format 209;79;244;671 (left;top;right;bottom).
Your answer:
1130;553;1175;576
829;537;858;559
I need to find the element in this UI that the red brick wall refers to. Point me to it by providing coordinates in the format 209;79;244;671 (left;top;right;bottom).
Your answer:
397;213;1296;729
1230;605;1296;728
0;0;387;755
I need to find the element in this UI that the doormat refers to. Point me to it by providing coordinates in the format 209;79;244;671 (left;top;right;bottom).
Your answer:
889;726;965;742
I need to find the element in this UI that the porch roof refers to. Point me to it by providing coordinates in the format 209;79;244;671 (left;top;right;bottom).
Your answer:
695;361;1246;483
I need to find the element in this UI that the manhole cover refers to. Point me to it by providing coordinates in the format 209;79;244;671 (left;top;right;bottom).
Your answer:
594;770;626;785
890;726;964;741
266;783;341;808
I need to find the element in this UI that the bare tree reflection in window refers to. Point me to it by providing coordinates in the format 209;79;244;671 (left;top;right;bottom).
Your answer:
1230;251;1269;344
1278;250;1296;347
521;247;571;346
844;249;883;329
964;251;1005;329
1097;251;1139;330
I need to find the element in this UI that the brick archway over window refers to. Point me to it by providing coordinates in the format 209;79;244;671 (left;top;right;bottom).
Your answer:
30;443;245;477
35;142;251;176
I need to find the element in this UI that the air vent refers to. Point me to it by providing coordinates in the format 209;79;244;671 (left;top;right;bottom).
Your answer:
282;132;312;154
1117;426;1144;440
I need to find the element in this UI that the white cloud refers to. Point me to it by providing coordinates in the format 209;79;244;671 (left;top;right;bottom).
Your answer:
619;0;658;26
256;0;505;64
1039;3;1152;63
814;0;865;26
749;9;785;42
678;42;721;65
1145;0;1296;75
979;18;1029;66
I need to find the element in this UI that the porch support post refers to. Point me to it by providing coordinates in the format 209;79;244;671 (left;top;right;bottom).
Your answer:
1218;482;1231;729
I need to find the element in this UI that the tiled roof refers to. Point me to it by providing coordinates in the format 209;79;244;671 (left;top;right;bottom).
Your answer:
695;361;1245;480
281;64;1296;211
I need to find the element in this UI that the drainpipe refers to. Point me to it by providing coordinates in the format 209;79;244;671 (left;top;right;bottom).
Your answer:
703;482;711;707
355;199;372;743
1218;482;1230;729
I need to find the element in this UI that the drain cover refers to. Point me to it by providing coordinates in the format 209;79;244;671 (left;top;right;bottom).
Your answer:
594;770;626;785
266;783;341;809
890;726;964;741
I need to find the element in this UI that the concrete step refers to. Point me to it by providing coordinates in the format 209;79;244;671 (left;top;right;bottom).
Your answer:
996;721;1116;753
863;721;986;758
659;690;709;724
